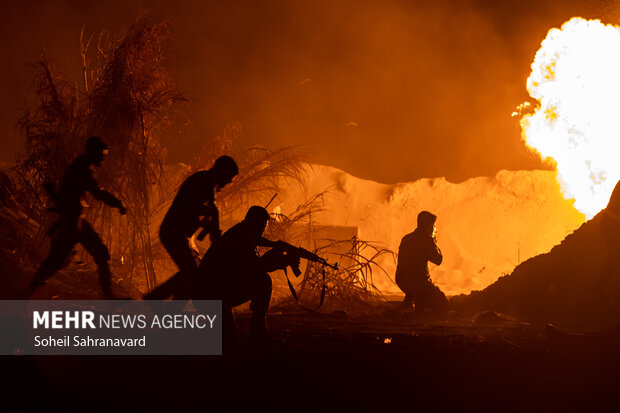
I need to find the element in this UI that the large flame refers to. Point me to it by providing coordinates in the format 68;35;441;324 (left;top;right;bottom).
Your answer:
520;17;620;219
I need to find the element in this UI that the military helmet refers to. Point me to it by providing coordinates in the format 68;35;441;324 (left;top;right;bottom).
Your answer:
244;206;270;223
85;136;109;154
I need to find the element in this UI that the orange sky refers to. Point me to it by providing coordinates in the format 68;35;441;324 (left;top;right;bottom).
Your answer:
1;0;618;183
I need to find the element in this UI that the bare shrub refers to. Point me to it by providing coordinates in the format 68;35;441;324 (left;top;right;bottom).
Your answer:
11;17;185;292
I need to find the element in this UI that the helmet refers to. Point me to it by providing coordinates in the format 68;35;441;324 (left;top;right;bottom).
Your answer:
85;136;109;154
213;155;239;178
244;206;270;224
417;211;437;228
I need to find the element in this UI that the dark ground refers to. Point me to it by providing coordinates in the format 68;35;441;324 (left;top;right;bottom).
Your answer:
2;305;620;412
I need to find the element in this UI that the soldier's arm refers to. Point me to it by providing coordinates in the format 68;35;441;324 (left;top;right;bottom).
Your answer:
257;237;278;248
196;201;220;241
257;238;296;249
198;200;218;217
86;175;126;214
427;238;443;266
92;187;127;214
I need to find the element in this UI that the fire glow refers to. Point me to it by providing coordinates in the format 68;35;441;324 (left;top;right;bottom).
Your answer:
519;17;620;219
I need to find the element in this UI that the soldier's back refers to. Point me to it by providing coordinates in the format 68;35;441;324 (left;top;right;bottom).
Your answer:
56;155;93;216
163;170;215;235
200;222;260;278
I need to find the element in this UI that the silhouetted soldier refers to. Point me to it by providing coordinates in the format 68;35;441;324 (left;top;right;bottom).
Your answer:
146;156;238;299
28;136;127;297
395;211;449;312
196;206;296;345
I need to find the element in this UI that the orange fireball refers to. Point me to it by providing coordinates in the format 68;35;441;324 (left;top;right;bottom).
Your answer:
520;17;620;219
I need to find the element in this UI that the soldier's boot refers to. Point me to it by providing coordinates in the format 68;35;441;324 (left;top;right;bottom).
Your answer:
249;314;268;337
28;255;66;292
401;294;414;310
249;315;285;347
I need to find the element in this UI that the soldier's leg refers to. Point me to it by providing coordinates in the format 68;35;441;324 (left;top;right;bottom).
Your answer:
248;273;272;336
30;228;76;289
159;226;198;276
195;279;238;347
152;228;199;299
396;274;415;308
402;293;414;308
419;278;448;312
78;221;111;291
431;285;449;311
224;273;272;338
412;293;427;312
411;278;431;312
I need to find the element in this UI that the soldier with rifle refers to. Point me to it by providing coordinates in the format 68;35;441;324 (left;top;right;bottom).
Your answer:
147;155;238;299
195;205;337;346
28;136;127;298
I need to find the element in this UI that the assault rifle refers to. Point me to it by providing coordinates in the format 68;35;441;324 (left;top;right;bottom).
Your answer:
266;240;337;311
271;240;338;276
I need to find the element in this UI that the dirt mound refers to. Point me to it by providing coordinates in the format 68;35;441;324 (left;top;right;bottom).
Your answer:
457;181;620;331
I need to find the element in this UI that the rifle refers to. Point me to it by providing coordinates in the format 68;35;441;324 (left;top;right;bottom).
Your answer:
196;201;220;242
272;240;338;276
269;240;337;311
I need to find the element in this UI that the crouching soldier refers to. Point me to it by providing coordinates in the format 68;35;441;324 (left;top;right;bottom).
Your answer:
195;206;297;346
395;210;449;312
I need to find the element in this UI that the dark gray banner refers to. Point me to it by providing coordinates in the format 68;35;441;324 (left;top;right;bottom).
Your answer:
0;300;222;355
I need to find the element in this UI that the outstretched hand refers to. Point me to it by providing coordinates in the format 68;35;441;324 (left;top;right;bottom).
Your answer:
118;206;127;215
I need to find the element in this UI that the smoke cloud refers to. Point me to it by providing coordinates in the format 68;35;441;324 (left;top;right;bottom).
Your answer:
1;0;618;183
